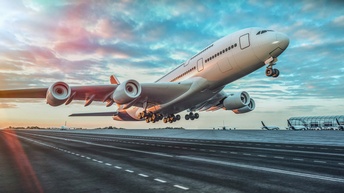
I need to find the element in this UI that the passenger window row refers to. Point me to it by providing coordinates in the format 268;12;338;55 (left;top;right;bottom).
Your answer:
172;66;196;82
205;43;237;63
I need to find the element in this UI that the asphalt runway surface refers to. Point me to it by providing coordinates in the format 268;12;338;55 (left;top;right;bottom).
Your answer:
1;130;344;193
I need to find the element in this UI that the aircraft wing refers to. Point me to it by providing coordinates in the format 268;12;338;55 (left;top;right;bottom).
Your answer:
0;88;48;98
0;82;191;108
0;85;118;103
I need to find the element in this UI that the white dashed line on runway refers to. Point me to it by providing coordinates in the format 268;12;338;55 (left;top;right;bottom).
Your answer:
258;155;267;157
138;174;149;178
293;158;304;161
154;179;167;183
314;160;326;164
174;185;189;190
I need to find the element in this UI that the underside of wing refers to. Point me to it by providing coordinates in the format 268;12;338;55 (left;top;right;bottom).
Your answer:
133;82;192;108
69;111;118;117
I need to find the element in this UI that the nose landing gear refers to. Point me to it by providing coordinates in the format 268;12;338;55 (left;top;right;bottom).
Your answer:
265;57;280;78
265;67;280;77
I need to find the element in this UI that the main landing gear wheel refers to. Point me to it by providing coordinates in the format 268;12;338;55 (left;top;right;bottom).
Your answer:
185;112;199;121
139;111;164;123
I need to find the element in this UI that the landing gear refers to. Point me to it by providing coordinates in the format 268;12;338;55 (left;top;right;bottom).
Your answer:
185;112;199;121
265;57;280;78
139;110;181;124
139;110;199;123
265;67;280;77
139;111;163;123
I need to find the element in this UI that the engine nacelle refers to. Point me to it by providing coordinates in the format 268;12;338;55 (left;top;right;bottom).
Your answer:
46;81;71;106
112;79;141;104
233;98;255;114
223;91;250;110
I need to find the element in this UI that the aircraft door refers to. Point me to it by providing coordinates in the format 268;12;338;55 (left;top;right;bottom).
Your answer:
239;33;250;49
197;58;204;72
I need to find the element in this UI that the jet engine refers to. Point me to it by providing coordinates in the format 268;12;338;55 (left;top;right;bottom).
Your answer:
112;79;141;104
232;98;255;114
46;81;71;106
223;91;250;110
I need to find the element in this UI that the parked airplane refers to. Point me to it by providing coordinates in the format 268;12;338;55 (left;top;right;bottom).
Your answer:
261;121;279;130
287;120;307;130
0;27;289;124
336;118;344;130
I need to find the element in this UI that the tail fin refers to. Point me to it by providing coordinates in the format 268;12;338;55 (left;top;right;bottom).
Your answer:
336;118;341;125
287;120;291;126
261;121;266;127
110;75;120;85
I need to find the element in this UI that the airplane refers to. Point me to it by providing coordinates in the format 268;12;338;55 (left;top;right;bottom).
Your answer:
0;27;289;124
287;120;307;130
336;118;344;130
261;121;279;130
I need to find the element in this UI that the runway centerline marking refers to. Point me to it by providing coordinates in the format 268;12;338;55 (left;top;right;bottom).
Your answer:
138;174;149;178
293;158;304;161
154;179;167;183
174;185;189;190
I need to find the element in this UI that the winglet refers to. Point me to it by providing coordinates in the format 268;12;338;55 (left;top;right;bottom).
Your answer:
110;75;120;85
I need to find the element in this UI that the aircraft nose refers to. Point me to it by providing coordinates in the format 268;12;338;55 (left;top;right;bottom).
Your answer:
276;32;289;50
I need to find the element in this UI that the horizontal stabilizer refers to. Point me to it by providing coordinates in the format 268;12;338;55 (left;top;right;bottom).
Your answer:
69;111;118;117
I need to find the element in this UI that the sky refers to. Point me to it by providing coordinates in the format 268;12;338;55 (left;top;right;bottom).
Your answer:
0;0;343;129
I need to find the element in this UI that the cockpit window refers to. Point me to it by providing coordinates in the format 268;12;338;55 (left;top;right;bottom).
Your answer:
256;30;274;35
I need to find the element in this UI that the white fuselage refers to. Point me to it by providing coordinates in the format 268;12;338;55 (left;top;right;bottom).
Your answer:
114;27;289;121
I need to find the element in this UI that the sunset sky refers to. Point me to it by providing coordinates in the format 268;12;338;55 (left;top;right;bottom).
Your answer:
0;0;343;129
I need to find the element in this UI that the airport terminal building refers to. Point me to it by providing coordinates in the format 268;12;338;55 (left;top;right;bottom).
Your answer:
288;115;344;130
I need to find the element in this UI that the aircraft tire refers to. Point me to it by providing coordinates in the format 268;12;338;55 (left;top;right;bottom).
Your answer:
272;69;280;77
265;68;273;77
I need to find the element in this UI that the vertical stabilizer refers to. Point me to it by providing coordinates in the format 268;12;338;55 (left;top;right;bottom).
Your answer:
261;121;266;127
110;75;120;85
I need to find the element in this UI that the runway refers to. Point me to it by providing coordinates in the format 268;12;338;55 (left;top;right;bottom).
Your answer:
1;129;344;193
